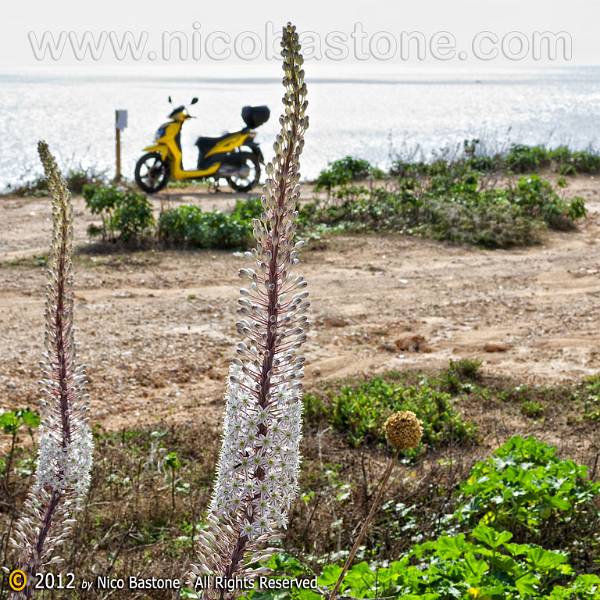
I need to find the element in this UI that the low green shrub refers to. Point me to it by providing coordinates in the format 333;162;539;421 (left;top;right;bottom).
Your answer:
452;436;600;547
391;142;600;176
315;156;384;191
83;184;154;243
300;187;413;232
424;196;545;247
547;146;600;175
505;144;551;173
388;143;600;180
64;167;107;194
568;149;600;174
302;170;586;248
508;175;586;230
82;193;261;250
448;358;482;380
306;377;476;452
230;196;263;222
439;359;484;394
157;198;262;249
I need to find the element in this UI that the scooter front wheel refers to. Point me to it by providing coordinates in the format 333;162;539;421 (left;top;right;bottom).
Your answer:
134;152;170;194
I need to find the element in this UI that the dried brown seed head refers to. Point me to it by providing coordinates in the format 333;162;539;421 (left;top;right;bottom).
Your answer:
384;411;423;450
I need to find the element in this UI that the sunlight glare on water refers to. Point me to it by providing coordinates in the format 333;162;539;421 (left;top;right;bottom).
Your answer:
0;64;599;189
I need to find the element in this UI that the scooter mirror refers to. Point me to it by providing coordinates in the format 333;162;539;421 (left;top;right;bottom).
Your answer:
191;97;198;105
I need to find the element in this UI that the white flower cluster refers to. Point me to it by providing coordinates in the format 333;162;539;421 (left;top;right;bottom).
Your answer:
210;364;302;540
35;414;93;497
10;142;93;583
189;24;309;593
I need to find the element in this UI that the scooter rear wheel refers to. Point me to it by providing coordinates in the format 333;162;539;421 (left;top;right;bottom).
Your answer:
134;152;170;194
226;153;261;193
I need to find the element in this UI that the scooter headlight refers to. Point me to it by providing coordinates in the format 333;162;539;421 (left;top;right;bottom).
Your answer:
154;125;167;141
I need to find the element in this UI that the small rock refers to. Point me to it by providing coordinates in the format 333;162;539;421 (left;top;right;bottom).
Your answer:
365;264;385;273
395;334;431;353
483;342;511;353
321;316;349;328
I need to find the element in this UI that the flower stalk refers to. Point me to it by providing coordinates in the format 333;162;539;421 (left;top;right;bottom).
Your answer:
188;22;309;598
328;411;423;600
9;142;93;598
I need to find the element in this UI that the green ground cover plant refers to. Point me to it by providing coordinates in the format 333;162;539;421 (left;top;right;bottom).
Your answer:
453;437;600;550
39;144;590;253
304;376;477;453
504;144;600;175
238;436;600;600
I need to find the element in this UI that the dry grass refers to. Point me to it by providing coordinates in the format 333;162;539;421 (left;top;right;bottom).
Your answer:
1;366;598;599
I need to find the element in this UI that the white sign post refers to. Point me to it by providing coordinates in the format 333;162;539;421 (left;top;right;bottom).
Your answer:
115;109;128;182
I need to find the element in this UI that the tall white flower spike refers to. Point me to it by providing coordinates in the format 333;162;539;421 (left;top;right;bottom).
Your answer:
10;142;93;598
189;22;309;598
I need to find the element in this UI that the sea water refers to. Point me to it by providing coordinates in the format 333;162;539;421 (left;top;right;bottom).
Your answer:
0;64;599;190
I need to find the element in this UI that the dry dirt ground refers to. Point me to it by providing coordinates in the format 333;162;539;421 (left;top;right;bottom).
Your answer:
1;178;600;435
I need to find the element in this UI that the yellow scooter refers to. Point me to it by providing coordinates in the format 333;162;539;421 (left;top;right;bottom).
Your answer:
134;97;269;194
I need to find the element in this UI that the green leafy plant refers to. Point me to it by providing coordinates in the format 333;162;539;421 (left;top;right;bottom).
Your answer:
83;184;154;243
581;374;600;421
424;196;544;248
507;175;585;230
230;197;263;222
223;435;600;599
547;574;600;599
448;358;482;380
315;156;383;191
439;358;484;393
453;436;600;546
0;409;40;489
7;165;106;197
302;165;586;249
567;149;600;174
521;400;545;419
505;144;551;173
242;527;600;600
157;203;254;249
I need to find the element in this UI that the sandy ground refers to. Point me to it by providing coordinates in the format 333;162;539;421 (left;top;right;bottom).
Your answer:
1;177;599;432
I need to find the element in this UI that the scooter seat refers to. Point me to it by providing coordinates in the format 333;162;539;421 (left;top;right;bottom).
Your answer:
195;133;233;156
